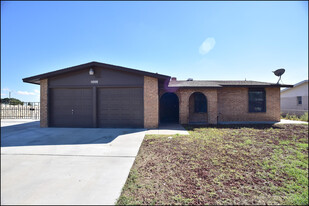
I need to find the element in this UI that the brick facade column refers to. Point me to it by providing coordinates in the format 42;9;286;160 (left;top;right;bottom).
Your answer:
144;76;159;128
268;87;281;121
40;79;48;127
204;90;218;124
178;90;190;124
277;88;281;121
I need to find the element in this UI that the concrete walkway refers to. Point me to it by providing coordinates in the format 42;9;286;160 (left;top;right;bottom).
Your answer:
1;120;146;205
1;119;38;127
276;119;308;124
219;119;308;125
146;123;189;135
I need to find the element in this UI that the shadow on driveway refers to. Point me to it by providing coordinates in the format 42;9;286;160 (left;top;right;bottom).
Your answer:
1;121;145;147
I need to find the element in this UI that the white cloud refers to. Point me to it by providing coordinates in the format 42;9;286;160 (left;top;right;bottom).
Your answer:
17;91;36;95
1;93;6;96
34;89;39;93
199;37;216;55
2;88;10;91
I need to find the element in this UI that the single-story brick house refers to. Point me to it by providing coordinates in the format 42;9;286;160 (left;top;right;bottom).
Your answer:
23;61;293;128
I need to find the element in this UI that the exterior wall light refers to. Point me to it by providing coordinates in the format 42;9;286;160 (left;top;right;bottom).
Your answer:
89;68;94;75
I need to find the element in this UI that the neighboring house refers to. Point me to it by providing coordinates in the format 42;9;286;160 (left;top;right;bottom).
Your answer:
281;80;308;116
23;61;293;128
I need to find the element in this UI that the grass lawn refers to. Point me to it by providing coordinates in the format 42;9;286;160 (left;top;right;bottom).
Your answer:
117;124;308;205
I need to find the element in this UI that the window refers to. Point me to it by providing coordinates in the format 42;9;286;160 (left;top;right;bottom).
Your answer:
194;93;207;113
297;96;302;105
248;88;266;112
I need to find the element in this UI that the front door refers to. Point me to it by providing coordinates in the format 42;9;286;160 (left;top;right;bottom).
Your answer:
159;93;179;123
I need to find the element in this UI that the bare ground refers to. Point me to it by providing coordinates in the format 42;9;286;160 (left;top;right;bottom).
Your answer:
117;124;308;205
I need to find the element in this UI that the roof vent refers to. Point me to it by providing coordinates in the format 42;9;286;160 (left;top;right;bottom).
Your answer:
171;77;177;81
187;78;193;81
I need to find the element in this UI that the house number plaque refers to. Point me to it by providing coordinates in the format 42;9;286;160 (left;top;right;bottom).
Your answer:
91;80;98;84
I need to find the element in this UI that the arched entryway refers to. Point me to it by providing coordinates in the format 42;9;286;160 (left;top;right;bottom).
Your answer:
189;92;208;124
160;92;179;123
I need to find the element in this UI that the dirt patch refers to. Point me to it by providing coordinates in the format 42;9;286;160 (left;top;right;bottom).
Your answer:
117;124;308;205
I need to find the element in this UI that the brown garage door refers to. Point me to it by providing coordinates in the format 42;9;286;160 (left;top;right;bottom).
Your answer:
98;88;143;128
49;88;93;127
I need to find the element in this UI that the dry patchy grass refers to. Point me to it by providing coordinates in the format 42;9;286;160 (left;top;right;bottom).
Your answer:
117;124;308;205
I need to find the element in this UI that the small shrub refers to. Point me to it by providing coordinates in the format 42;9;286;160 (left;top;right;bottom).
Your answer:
300;112;308;122
282;112;308;122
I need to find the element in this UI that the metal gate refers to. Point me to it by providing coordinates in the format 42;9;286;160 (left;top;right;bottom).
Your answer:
1;102;40;119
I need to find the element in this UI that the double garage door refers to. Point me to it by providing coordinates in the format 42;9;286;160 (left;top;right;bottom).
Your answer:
49;87;143;128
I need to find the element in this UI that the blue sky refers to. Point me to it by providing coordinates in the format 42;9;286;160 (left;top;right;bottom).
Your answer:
1;1;308;102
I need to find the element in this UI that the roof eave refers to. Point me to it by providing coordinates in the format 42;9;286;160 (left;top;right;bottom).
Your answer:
23;61;170;85
167;84;294;88
167;85;222;88
22;78;40;84
219;84;294;88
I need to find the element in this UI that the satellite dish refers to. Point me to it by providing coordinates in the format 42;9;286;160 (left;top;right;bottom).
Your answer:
272;68;285;84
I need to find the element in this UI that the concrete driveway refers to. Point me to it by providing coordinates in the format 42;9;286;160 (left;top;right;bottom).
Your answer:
1;120;146;205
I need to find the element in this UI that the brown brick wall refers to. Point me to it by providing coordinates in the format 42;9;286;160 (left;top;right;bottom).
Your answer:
177;88;218;124
144;76;159;128
40;79;48;127
217;87;280;122
189;94;208;123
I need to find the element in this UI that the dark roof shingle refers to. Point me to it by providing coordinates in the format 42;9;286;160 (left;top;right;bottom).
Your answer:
168;80;293;88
